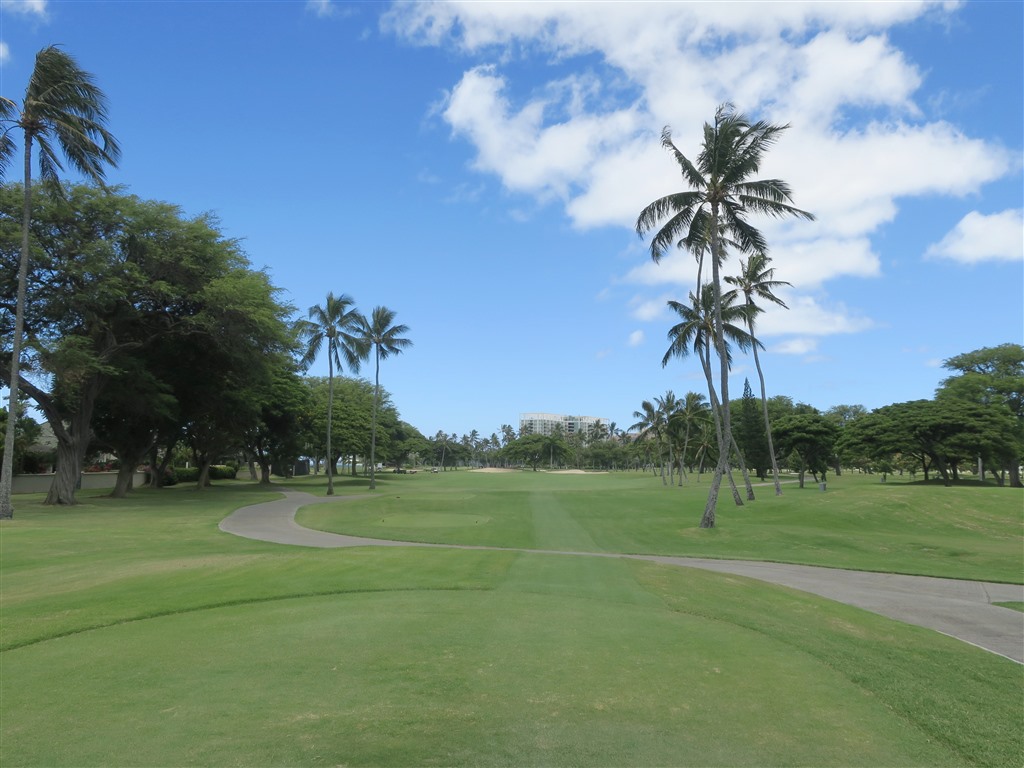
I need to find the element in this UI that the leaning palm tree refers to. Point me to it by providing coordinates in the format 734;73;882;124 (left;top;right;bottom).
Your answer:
358;306;411;491
726;252;791;496
637;103;813;527
0;46;121;519
663;284;756;522
297;293;365;495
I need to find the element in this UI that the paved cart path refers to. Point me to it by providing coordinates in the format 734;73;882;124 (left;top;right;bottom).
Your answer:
219;489;1024;664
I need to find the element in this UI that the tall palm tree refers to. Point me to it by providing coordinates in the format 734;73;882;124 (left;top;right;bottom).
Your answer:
663;284;756;521
359;306;411;490
726;252;791;496
297;293;365;495
637;103;812;527
0;46;121;519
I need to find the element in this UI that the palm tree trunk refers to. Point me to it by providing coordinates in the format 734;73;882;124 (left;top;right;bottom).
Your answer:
698;343;743;512
748;308;783;496
705;201;738;527
731;433;756;501
326;350;334;496
0;138;34;519
369;346;380;490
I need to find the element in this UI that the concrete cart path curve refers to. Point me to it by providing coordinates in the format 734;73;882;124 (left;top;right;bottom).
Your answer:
219;489;1024;664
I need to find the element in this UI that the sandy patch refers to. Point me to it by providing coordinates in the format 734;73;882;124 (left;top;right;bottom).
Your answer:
470;467;519;473
548;469;607;475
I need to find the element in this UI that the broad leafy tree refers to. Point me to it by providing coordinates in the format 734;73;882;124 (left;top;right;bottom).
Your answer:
0;185;285;503
358;306;411;490
297;293;366;495
839;399;1018;486
936;344;1023;486
637;104;812;527
0;45;120;518
773;412;838;488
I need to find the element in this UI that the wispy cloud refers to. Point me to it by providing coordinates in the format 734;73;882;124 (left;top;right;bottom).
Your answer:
306;0;335;18
0;42;9;64
1;0;47;17
628;330;644;347
925;209;1024;264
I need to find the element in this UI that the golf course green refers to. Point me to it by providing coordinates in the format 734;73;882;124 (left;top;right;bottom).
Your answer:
1;470;1021;766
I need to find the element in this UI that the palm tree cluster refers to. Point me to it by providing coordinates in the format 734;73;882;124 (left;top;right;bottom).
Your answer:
297;294;411;493
630;391;715;485
636;103;813;527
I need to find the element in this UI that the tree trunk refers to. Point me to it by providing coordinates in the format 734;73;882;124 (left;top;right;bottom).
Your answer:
44;379;100;506
701;465;723;528
708;201;738;512
0;137;35;519
1008;461;1021;488
111;462;137;498
197;458;212;489
731;433;755;501
369;347;380;491
47;437;82;505
748;313;783;497
326;352;335;496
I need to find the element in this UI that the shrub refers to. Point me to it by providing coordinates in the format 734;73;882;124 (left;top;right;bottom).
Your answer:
209;464;237;480
175;466;199;483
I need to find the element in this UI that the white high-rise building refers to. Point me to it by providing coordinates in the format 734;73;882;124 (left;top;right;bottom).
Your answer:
519;413;607;438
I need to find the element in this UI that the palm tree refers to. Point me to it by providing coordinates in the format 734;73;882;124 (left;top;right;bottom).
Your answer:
669;391;709;485
0;46;121;519
637;103;812;527
663;284;756;522
630;399;666;482
297;293;365;495
726;252;791;496
654;391;680;485
359;306;411;491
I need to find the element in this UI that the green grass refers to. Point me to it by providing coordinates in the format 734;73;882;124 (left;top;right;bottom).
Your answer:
296;469;1024;582
1;474;1022;766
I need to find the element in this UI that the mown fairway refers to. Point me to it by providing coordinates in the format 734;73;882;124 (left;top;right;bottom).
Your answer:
1;472;1021;767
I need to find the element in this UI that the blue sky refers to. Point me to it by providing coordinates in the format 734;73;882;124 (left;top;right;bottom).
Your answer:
2;0;1021;440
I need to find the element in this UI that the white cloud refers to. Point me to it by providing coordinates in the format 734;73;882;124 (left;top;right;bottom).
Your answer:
629;294;673;322
384;0;1014;352
1;0;47;17
0;42;8;64
773;338;819;356
443;66;641;203
757;295;874;337
628;330;644;347
925;209;1024;264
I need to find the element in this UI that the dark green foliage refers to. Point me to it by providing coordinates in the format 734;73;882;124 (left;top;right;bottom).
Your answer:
735;379;770;479
936;343;1024;486
0;183;297;502
773;412;838;488
838;399;1019;486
